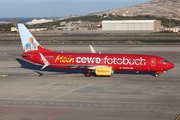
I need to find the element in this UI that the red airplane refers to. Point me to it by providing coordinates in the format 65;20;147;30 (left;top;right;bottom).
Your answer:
18;23;174;77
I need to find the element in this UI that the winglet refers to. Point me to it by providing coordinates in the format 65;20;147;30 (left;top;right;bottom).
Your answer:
39;53;50;70
89;45;96;53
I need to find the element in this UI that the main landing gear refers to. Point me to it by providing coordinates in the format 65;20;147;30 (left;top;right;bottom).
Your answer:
85;70;91;77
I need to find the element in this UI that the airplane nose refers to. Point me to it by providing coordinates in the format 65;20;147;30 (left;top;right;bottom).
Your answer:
168;62;175;69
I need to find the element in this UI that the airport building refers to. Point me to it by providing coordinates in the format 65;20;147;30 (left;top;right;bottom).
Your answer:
102;20;161;32
26;19;52;25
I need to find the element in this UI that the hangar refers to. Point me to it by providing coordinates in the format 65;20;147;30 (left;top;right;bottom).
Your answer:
102;20;161;32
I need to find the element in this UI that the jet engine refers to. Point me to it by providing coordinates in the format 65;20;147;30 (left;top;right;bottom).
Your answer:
95;67;114;76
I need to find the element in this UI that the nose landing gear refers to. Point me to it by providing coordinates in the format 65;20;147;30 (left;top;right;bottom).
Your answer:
154;73;159;77
154;71;165;77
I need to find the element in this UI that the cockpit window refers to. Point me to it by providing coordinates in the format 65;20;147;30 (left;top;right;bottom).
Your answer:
160;59;168;63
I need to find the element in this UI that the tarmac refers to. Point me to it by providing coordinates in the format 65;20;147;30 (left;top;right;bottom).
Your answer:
0;44;180;120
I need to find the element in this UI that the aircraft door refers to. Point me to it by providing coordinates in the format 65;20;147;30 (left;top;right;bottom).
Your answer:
151;58;156;66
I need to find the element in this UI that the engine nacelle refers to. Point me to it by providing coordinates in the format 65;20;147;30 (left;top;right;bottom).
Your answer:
95;67;113;76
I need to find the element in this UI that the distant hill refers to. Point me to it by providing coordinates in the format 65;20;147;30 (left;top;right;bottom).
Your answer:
93;0;180;20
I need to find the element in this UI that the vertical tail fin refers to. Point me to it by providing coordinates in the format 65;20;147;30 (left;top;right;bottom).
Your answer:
18;23;53;53
18;23;40;52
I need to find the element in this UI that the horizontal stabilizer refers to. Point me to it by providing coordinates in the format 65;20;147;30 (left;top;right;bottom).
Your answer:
39;53;50;70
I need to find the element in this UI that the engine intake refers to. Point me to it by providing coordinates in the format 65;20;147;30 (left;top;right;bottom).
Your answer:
95;67;113;76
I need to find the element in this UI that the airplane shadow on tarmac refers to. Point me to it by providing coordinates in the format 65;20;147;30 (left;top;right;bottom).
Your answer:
16;58;155;77
16;58;85;76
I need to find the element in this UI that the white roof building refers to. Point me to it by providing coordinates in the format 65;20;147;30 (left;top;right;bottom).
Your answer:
26;19;52;25
102;20;161;32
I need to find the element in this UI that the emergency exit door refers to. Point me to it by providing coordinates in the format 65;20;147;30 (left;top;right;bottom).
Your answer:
151;58;156;66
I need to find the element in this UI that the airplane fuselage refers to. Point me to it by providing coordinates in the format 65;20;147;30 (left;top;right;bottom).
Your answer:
23;51;174;75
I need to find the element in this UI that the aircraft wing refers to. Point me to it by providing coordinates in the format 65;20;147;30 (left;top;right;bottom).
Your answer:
89;45;96;53
89;45;101;54
39;52;107;70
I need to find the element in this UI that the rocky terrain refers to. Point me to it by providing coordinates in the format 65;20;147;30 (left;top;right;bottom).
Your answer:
94;0;180;20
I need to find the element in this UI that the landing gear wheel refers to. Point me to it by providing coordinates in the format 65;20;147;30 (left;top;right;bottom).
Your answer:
154;73;159;77
85;73;91;77
85;70;91;77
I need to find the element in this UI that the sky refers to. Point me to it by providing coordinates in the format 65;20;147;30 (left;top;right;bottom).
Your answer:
0;0;151;18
